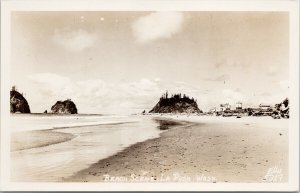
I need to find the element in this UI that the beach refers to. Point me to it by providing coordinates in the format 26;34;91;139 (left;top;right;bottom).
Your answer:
10;114;288;183
66;115;288;183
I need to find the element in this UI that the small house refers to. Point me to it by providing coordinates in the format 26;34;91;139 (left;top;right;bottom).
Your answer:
259;104;272;110
236;102;242;110
220;103;231;111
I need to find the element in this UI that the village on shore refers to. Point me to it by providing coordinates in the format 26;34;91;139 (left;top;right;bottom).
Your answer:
10;86;289;119
145;91;289;119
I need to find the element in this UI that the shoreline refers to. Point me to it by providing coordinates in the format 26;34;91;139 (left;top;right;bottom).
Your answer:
66;116;288;183
10;120;139;152
149;114;289;128
11;130;76;152
10;113;140;132
65;119;192;182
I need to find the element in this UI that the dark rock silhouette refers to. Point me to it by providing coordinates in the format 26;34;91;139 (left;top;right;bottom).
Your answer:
272;98;289;119
10;88;31;113
149;91;202;114
51;99;78;114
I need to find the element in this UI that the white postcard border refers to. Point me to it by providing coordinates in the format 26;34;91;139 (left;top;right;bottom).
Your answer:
1;0;299;191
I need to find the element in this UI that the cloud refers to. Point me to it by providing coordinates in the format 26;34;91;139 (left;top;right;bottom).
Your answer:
132;12;184;43
52;28;97;52
27;73;287;114
28;73;162;113
154;77;161;82
27;73;214;113
28;73;78;97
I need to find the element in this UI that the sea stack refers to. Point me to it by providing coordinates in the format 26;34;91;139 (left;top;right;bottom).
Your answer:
51;99;78;114
10;86;31;113
149;92;202;114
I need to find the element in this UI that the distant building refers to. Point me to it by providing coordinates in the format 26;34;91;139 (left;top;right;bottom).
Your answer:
220;103;231;111
236;102;242;110
259;104;272;110
209;107;217;113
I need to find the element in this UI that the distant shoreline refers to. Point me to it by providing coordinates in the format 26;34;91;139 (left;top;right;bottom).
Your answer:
10;113;106;116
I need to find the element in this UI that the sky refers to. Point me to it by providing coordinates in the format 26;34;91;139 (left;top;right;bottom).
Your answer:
11;11;289;114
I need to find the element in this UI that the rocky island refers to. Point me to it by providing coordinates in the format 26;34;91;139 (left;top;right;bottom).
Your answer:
10;86;31;113
149;92;202;114
51;99;78;114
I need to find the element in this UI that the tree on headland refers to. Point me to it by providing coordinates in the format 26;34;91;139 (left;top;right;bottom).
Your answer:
150;92;202;114
10;86;31;113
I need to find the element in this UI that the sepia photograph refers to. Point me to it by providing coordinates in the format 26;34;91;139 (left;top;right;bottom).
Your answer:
1;0;299;191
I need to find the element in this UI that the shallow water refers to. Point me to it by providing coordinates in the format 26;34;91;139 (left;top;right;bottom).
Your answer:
10;114;137;131
11;115;167;182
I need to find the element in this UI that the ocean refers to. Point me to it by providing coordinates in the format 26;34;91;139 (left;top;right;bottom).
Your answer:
10;114;164;181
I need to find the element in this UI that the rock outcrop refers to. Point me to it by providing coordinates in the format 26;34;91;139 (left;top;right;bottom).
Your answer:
149;92;202;114
10;89;31;113
272;98;289;119
51;99;78;114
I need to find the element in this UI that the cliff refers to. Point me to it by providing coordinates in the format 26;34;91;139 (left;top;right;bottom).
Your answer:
149;92;202;114
51;99;78;114
10;90;31;113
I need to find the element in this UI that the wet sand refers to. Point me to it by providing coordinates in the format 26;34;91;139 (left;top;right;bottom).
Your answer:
11;130;75;151
67;116;288;183
10;117;163;182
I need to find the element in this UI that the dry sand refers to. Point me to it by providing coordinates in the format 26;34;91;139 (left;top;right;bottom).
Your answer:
66;116;288;183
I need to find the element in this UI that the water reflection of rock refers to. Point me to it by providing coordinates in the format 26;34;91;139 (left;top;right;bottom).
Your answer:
155;119;182;130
